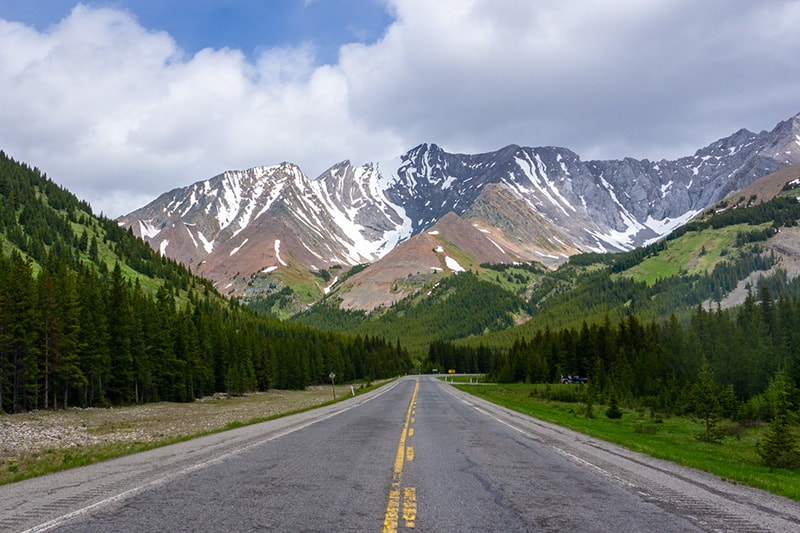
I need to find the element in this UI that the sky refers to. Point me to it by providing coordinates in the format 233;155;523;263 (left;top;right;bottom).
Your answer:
1;1;799;218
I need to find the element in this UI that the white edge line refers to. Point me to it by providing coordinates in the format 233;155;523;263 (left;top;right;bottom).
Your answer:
448;386;635;489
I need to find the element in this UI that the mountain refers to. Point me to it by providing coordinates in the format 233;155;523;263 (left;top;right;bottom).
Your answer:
295;167;800;356
118;113;800;312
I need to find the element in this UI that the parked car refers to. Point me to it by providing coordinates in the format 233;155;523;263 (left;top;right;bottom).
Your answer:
560;375;588;384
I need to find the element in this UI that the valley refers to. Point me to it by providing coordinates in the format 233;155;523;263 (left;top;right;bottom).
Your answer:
2;113;800;493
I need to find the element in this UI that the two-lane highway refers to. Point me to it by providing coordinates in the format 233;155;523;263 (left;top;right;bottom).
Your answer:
2;376;799;532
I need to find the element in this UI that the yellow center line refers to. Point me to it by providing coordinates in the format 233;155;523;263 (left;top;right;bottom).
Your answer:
406;446;414;461
403;487;417;528
383;379;419;532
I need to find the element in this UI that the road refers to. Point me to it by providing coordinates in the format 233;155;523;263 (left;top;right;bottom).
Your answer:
1;376;798;532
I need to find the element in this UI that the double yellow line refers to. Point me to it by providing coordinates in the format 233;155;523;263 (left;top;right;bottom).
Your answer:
383;379;418;532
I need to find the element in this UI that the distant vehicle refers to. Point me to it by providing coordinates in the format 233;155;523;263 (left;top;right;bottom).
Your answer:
560;375;588;384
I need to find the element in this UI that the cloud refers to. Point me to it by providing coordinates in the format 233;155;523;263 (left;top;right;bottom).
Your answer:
1;1;799;217
342;0;800;158
0;4;402;216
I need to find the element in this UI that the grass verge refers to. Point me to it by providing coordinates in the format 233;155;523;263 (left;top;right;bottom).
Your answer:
455;383;800;501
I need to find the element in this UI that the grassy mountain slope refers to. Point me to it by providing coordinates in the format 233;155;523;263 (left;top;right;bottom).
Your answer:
293;270;528;357
481;177;800;338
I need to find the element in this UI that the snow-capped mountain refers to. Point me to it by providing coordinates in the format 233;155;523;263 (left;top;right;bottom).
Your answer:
118;112;800;308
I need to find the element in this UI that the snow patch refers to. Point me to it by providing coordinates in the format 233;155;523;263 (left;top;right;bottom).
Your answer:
159;239;169;256
445;256;465;272
138;220;161;239
229;238;248;256
197;231;214;254
513;154;576;215
184;224;199;249
323;276;339;295
275;239;288;266
434;246;444;253
485;236;506;254
262;266;278;273
642;210;700;243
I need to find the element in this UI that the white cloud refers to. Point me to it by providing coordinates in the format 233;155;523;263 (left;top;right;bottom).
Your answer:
1;1;799;217
0;4;402;216
342;0;800;158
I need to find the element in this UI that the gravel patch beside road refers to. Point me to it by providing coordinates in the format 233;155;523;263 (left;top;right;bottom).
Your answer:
0;385;354;471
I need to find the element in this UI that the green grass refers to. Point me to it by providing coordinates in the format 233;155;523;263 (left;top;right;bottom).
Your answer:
620;224;768;286
475;266;541;296
2;439;187;486
438;374;487;384
456;383;800;501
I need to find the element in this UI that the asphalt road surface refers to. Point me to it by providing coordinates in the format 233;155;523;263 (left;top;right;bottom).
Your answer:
1;376;799;532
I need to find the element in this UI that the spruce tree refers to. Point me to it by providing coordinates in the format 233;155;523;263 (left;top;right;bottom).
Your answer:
690;357;723;442
757;371;800;469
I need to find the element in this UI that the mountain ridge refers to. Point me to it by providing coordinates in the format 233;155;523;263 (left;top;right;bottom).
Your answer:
118;112;800;311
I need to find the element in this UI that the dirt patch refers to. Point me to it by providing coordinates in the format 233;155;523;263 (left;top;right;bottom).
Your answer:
0;385;357;467
708;226;800;309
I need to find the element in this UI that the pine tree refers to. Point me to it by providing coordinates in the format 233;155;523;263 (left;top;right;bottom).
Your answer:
6;253;39;412
105;263;134;403
605;393;622;419
690;357;724;442
757;371;800;469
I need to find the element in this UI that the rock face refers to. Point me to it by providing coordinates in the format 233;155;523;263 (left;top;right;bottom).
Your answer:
118;113;800;306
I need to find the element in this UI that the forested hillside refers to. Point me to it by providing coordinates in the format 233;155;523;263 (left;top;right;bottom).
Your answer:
293;271;528;356
0;152;410;413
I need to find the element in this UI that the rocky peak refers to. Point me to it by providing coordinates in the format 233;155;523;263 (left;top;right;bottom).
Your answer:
118;112;800;308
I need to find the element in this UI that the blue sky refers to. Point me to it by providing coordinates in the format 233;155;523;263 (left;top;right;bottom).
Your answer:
0;0;393;64
1;1;799;217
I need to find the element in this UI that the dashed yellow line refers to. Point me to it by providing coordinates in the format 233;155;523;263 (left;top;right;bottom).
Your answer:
383;379;419;532
403;487;417;528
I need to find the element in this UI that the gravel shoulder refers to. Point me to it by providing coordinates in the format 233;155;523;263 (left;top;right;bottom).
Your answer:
0;385;358;481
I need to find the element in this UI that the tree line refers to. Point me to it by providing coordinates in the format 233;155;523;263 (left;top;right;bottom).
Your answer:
429;281;800;421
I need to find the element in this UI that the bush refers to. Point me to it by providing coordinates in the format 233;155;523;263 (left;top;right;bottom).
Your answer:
633;420;659;434
538;385;585;404
739;393;771;421
757;414;800;469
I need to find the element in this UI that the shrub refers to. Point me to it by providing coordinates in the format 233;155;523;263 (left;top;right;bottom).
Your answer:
633;420;659;434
